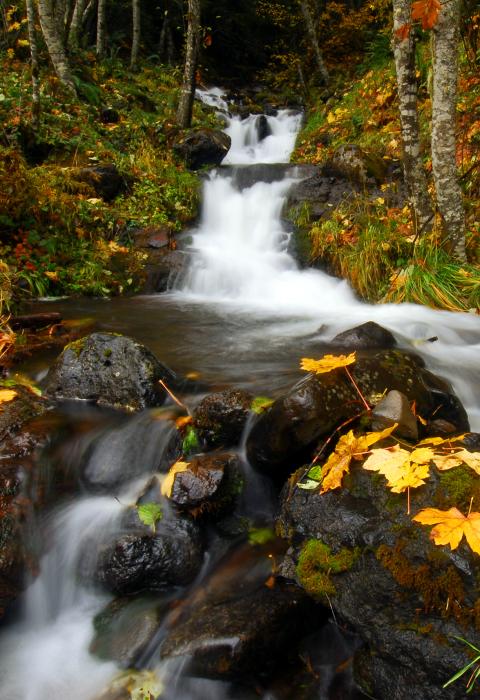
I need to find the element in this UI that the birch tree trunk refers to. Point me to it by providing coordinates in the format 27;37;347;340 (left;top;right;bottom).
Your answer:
431;0;466;260
130;0;141;70
392;0;433;235
38;0;76;96
176;0;201;128
299;0;329;86
96;0;106;57
68;0;88;47
26;0;41;128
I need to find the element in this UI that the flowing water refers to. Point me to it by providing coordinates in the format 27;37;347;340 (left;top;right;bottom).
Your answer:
1;87;479;700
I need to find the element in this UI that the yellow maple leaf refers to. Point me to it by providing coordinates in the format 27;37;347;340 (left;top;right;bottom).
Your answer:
0;389;17;404
300;352;356;375
413;507;480;555
417;435;465;446
432;453;464;471
161;460;190;498
320;423;397;493
363;443;431;493
453;449;480;475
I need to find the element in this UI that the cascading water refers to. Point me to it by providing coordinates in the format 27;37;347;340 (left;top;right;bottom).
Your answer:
175;88;480;429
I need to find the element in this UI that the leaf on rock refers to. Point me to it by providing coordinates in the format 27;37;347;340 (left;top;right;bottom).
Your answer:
413;507;480;555
0;389;17;403
432;453;465;471
300;352;356;375
453;449;480;475
175;415;193;429
137;502;163;533
251;396;274;414
161;460;190;498
320;423;397;494
363;443;431;493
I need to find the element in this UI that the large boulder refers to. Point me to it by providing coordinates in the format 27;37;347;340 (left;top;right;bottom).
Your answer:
68;163;129;201
173;129;231;170
193;389;254;448
331;321;397;350
95;516;203;595
246;350;469;480
277;446;480;699
44;332;176;411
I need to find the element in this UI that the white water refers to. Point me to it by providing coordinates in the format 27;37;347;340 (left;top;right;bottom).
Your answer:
179;88;480;428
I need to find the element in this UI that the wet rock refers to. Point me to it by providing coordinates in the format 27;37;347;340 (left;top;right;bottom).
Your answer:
99;107;120;124
91;596;167;667
161;581;317;680
326;144;387;186
371;389;418;441
331;321;396;350
96;516;203;595
168;452;243;517
173;129;231;170
278;459;480;700
246;350;467;479
71;163;129;201
193;389;253;448
256;114;271;141
44;332;176;411
0;386;51;618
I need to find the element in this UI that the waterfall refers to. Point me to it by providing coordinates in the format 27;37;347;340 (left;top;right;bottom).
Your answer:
174;88;480;429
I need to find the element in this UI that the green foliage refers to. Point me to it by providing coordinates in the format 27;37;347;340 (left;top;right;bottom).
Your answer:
136;503;163;533
248;526;275;545
251;396;274;414
444;637;480;693
182;426;200;455
296;539;358;600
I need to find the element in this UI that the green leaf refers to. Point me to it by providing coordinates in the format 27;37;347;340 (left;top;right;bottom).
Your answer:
297;479;320;490
136;503;163;532
251;396;274;414
248;527;275;546
307;465;323;482
182;425;199;455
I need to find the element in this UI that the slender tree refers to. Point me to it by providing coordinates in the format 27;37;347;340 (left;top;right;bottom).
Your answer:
392;0;433;235
68;0;88;48
130;0;141;70
25;0;41;128
431;0;466;259
96;0;107;57
37;0;76;95
176;0;201;128
299;0;329;86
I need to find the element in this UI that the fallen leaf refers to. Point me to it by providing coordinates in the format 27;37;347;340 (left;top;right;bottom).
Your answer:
300;352;356;375
175;415;192;429
363;443;431;493
137;502;163;532
413;507;480;555
161;460;190;498
0;389;17;403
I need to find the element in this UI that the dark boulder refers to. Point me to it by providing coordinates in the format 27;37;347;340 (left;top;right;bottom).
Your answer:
71;163;129;201
44;332;176;411
193;389;253;448
99;107;120;124
331;321;396;350
246;350;468;480
161;580;317;680
256;114;271;141
173;129;231;170
277;456;480;700
96;516;203;595
326;144;387;186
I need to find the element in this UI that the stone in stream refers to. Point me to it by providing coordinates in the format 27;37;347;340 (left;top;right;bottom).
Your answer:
193;389;254;448
246;349;469;480
277;452;480;700
331;321;397;350
44;332;177;411
95;516;203;596
0;385;51;618
173;128;231;170
371;389;418;441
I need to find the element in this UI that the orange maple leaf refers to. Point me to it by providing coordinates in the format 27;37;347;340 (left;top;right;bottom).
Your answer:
395;23;412;41
411;0;441;30
413;507;480;555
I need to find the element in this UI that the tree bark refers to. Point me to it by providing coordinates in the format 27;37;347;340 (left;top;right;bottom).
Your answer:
392;0;433;235
431;0;466;260
96;0;106;57
37;0;76;96
68;0;88;47
299;0;329;86
130;0;141;70
176;0;201;128
26;0;41;128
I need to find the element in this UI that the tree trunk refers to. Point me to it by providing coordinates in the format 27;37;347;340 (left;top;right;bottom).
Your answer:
392;0;433;235
431;0;466;260
26;0;41;128
68;0;88;47
130;0;141;70
176;0;201;128
299;0;329;86
38;0;76;96
159;12;174;64
96;0;106;57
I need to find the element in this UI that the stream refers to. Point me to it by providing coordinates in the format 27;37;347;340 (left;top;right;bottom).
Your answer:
0;87;479;700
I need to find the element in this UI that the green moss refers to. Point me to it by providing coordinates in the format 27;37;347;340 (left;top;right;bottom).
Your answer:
104;348;112;358
66;337;87;357
296;539;359;601
437;466;480;512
